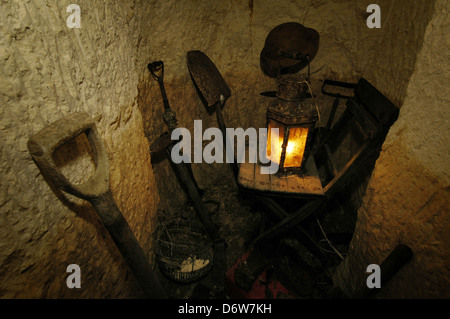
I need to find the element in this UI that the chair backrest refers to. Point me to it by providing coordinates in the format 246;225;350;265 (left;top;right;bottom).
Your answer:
312;78;399;198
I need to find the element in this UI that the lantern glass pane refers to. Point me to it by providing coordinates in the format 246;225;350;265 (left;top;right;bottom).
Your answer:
266;120;285;165
284;127;309;168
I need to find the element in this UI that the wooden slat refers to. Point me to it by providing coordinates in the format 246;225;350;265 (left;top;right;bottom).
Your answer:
324;143;339;177
253;198;324;246
237;159;256;189
252;196;327;265
237;155;324;196
346;99;381;138
253;162;274;191
323;140;370;197
311;109;352;155
355;78;399;125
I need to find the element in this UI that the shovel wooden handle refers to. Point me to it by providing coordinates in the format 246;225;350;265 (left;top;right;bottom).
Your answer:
28;112;166;298
27;112;110;200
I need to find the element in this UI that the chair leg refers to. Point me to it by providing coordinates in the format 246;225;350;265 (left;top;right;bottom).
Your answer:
251;196;328;266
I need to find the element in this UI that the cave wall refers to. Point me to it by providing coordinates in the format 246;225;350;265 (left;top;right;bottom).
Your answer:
0;0;440;298
333;0;450;298
0;0;159;298
353;0;436;107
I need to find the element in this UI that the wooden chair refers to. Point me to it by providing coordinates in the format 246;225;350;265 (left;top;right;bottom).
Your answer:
237;78;399;265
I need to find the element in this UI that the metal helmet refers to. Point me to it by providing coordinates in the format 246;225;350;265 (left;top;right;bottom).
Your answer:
260;22;319;78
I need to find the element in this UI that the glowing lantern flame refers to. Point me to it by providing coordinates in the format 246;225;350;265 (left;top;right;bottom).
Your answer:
266;120;309;169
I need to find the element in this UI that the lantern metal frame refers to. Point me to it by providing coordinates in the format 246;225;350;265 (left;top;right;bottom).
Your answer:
265;74;318;175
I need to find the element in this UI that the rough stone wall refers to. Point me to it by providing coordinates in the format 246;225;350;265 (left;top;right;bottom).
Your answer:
333;0;450;298
0;0;159;298
353;0;436;106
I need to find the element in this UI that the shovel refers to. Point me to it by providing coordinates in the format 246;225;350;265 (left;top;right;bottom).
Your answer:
147;61;217;237
148;61;227;297
27;112;166;299
186;50;238;178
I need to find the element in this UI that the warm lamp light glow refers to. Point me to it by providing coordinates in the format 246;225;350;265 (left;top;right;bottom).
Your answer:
266;120;309;169
284;127;308;168
286;141;296;154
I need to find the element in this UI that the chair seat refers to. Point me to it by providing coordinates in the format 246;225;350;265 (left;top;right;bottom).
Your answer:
237;154;324;197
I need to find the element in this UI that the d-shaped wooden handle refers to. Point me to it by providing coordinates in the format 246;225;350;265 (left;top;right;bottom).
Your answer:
27;112;110;200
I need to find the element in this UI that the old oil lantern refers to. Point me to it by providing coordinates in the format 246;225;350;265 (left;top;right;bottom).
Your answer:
260;22;320;175
266;74;318;174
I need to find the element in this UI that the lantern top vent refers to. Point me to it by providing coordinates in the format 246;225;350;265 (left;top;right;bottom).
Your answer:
267;74;318;126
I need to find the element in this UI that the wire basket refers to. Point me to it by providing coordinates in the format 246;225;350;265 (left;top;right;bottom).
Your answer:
155;218;213;283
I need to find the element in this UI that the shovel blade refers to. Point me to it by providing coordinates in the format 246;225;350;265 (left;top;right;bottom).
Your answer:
187;50;231;109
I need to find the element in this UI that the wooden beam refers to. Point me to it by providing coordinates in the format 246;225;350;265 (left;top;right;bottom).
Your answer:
345;99;381;139
253;197;324;246
324;143;339;177
312;109;352;155
253;196;327;265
